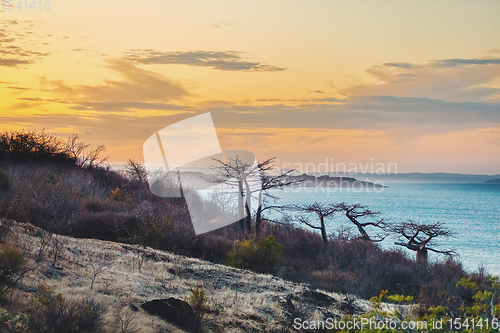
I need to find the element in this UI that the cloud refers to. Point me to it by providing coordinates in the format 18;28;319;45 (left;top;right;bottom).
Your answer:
210;20;236;28
49;59;190;104
69;101;191;112
382;62;416;69
8;86;34;90
348;57;500;102
0;58;30;67
255;97;344;103
17;97;70;103
431;58;500;68
204;96;500;134
0;22;49;67
124;50;285;72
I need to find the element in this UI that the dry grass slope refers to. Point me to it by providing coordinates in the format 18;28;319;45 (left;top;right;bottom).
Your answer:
1;219;409;332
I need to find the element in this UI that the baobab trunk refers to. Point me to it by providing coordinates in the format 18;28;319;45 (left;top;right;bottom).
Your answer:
320;216;328;245
244;178;252;233
255;189;263;238
237;180;245;233
347;215;371;240
416;247;428;264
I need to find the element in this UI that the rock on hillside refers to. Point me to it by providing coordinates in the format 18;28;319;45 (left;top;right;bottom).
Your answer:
1;219;407;332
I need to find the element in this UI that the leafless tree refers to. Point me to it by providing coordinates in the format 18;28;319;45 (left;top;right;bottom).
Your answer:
66;133;108;168
115;308;137;333
89;260;108;291
50;234;67;267
66;133;90;161
125;159;147;183
209;156;260;233
391;220;456;263
254;157;300;237
285;202;338;245
336;203;388;242
210;156;299;235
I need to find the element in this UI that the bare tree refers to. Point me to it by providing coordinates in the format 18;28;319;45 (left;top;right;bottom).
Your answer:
210;156;299;235
50;234;67;267
391;220;456;263
254;158;300;237
125;159;147;183
115;308;137;333
336;203;387;242
209;156;260;233
66;133;108;168
285;202;338;245
66;133;90;161
89;260;108;291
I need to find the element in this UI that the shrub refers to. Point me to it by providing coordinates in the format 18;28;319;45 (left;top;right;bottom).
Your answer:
0;244;26;297
28;284;106;333
185;286;210;319
110;187;130;202
0;169;9;191
225;235;282;274
0;312;27;333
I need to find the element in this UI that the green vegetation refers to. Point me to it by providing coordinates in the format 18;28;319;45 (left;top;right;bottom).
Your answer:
185;286;211;320
225;235;282;273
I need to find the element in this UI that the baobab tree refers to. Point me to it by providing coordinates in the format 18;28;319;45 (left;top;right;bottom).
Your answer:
336;203;387;242
210;155;298;235
254;157;299;237
285;202;338;245
391;220;456;263
210;154;260;233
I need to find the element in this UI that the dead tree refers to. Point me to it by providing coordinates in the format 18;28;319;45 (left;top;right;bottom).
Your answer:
210;156;259;233
125;159;147;184
336;203;387;242
66;133;108;168
391;220;456;263
254;158;300;237
210;156;298;235
286;202;338;245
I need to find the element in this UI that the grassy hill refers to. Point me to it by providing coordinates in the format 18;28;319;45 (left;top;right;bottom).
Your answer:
1;219;400;332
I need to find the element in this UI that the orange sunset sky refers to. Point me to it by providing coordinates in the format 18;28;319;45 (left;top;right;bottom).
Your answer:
1;0;499;174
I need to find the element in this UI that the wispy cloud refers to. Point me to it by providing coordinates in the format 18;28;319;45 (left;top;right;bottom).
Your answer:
48;59;190;106
0;58;30;67
431;58;500;68
205;96;500;133
124;50;285;72
348;57;500;102
0;20;49;67
69;101;191;112
210;20;237;28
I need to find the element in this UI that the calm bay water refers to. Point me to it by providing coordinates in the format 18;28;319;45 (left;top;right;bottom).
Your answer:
264;183;500;275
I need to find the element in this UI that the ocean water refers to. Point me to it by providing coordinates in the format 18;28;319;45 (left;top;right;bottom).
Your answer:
263;183;500;276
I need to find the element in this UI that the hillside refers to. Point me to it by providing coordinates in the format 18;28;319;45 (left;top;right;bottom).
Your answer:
1;219;404;333
288;174;386;188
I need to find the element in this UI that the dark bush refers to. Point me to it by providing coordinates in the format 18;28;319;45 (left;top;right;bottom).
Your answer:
28;285;106;333
0;169;9;191
0;243;26;297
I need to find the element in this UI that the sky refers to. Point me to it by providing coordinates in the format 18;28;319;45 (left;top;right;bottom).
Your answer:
1;0;499;174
